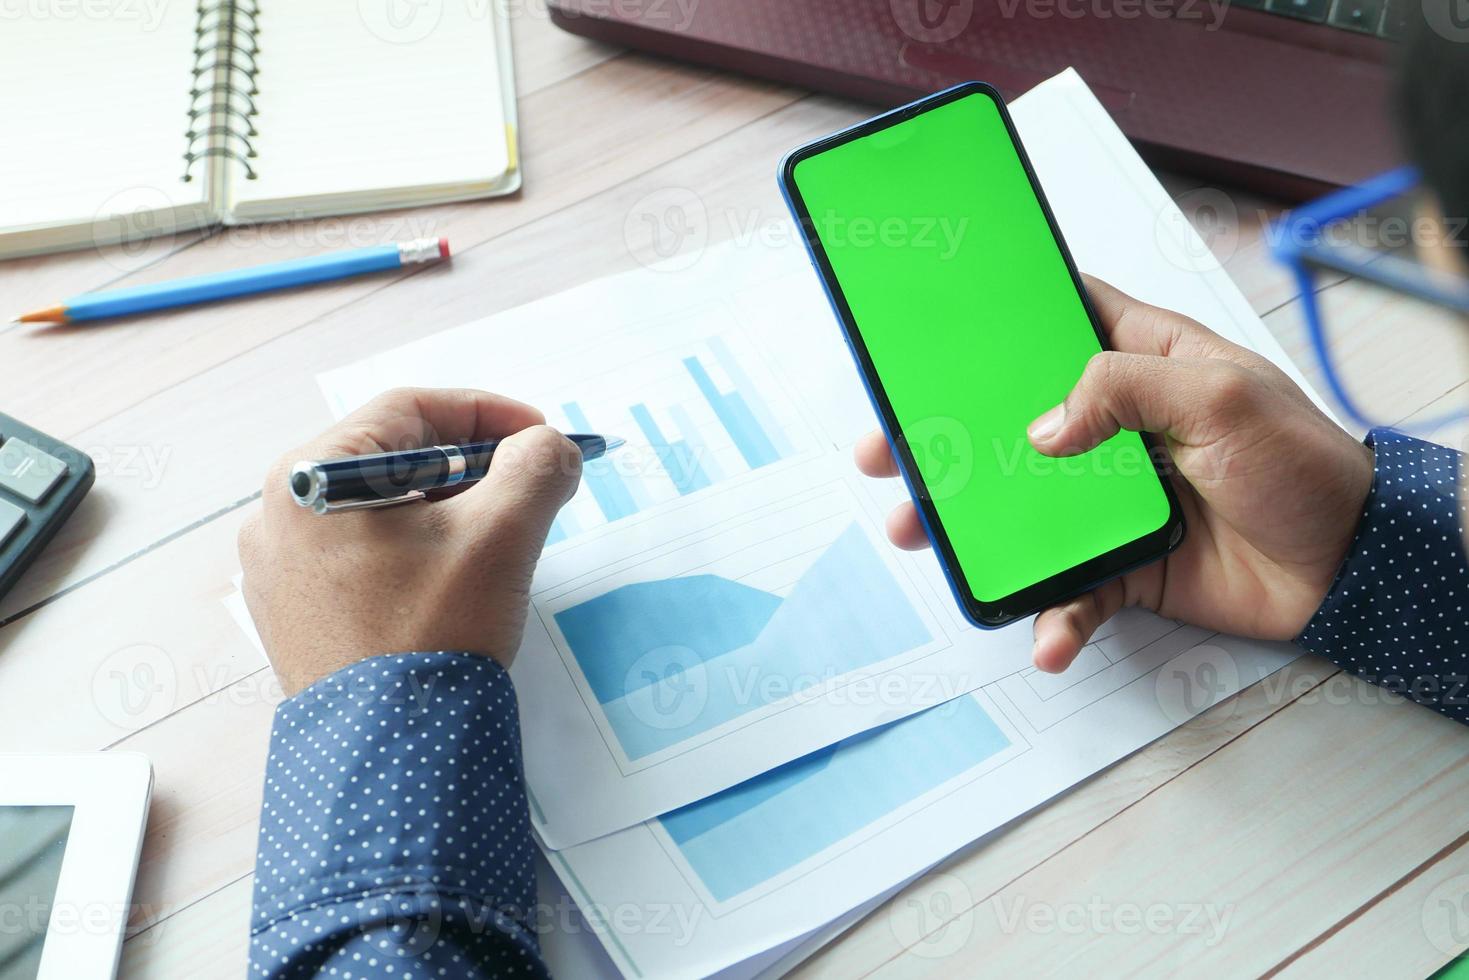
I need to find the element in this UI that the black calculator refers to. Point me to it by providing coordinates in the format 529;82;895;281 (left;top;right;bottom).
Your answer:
0;414;94;601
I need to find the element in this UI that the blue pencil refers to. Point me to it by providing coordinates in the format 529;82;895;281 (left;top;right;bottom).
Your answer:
13;238;451;324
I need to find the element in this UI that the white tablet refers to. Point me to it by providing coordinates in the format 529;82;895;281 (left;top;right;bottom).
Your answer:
0;753;152;980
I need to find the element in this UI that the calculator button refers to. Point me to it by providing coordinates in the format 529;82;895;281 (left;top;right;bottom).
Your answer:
0;438;68;504
0;498;23;548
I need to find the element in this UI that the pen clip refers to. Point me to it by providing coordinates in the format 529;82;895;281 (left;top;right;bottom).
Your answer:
314;490;428;515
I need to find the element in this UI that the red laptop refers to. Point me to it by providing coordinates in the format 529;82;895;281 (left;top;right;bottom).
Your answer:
547;0;1410;198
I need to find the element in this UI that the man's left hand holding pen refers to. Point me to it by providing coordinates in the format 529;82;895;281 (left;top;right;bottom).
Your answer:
240;388;577;978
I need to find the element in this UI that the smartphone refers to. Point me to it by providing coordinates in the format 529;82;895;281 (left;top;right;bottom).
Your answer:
779;82;1184;628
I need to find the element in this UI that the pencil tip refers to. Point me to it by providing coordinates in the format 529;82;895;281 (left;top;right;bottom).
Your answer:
12;305;67;324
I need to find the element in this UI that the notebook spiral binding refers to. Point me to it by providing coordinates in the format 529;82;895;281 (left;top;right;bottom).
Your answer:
183;0;261;182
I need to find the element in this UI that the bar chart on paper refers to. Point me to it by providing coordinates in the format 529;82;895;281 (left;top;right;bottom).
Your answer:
545;328;807;546
314;296;818;547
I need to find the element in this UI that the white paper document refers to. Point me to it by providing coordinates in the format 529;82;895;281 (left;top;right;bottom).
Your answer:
320;216;1053;848
534;851;897;980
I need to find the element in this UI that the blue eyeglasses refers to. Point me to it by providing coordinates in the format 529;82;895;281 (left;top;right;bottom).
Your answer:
1271;167;1469;433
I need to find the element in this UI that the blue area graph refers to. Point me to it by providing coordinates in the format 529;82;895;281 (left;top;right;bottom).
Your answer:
553;523;930;760
660;696;1011;902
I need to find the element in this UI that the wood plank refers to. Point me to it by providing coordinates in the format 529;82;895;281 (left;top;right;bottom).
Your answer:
855;680;1469;977
117;678;276;932
1395;383;1469;453
1266;276;1469;436
1274;837;1469;978
508;5;622;94
118;876;252;979
0;507;262;749
790;657;1342;977
1154;173;1311;317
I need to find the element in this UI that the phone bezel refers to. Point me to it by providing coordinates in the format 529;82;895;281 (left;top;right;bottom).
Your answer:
778;81;1185;628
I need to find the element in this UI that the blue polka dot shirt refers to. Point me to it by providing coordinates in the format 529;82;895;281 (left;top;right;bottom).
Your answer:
248;431;1469;979
1299;429;1469;724
249;652;549;979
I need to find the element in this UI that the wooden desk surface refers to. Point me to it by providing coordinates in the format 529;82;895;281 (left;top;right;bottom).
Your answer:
1;9;1465;978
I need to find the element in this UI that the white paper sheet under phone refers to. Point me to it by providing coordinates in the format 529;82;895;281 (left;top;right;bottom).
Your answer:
0;753;152;980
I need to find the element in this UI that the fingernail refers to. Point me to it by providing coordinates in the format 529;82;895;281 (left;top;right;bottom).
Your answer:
1028;403;1065;441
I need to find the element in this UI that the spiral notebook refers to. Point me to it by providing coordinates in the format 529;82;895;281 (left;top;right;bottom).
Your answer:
0;1;520;260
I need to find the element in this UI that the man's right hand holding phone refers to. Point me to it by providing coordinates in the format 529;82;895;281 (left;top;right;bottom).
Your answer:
856;277;1376;673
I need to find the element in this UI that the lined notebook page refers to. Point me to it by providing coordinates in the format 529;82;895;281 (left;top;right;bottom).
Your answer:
236;1;510;208
0;9;208;232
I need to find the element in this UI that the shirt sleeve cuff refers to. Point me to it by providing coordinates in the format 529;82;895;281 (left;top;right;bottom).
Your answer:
1298;428;1469;723
250;651;539;939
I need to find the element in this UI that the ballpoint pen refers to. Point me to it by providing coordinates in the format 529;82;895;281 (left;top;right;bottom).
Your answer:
12;238;451;324
289;434;624;514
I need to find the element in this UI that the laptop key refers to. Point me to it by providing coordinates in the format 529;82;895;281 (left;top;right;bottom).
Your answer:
1266;0;1330;20
1378;0;1412;37
1329;0;1385;32
0;438;68;504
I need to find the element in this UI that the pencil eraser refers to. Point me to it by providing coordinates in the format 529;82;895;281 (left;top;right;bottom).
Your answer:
438;237;451;260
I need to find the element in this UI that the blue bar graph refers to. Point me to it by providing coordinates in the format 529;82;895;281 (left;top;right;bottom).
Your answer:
670;404;723;485
707;335;795;458
546;337;792;542
563;401;639;523
623;458;656;512
683;356;782;470
546;508;581;547
631;403;711;496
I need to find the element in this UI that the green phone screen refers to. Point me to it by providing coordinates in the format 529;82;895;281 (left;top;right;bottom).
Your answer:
790;91;1171;603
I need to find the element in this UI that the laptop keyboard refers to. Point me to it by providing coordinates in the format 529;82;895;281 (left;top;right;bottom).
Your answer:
1229;0;1410;38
